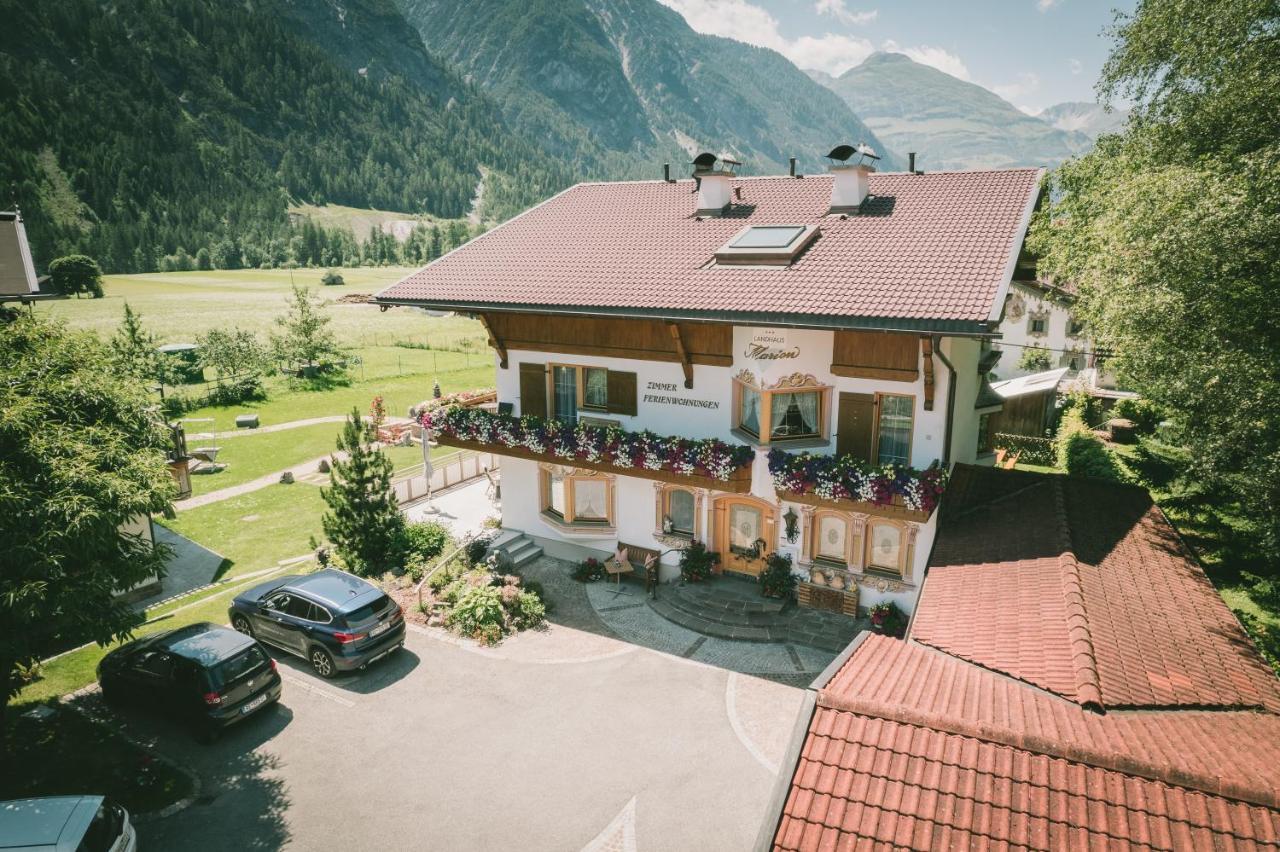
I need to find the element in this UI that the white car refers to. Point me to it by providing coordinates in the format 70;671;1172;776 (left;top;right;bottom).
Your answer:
0;796;135;852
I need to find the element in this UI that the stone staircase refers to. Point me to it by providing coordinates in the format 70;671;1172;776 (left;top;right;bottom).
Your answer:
647;574;863;653
489;529;544;569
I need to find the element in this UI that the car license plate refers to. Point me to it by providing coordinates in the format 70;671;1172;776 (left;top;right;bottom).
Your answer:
370;622;391;638
241;694;268;714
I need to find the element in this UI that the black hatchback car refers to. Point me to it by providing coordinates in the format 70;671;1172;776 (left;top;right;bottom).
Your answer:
97;622;282;740
228;568;405;678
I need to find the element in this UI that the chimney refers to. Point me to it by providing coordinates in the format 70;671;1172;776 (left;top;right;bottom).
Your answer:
692;152;737;216
829;162;873;213
908;152;916;172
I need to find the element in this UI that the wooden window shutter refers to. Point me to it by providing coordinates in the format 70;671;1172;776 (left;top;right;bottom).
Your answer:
519;363;548;419
606;370;638;416
836;392;876;462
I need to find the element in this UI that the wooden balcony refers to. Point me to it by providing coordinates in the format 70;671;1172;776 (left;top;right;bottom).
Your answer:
775;488;932;522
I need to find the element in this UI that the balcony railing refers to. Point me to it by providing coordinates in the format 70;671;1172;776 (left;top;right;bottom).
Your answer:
424;406;755;491
767;449;947;521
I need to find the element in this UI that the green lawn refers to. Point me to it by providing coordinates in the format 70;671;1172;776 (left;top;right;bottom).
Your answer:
2;707;195;815
163;484;328;579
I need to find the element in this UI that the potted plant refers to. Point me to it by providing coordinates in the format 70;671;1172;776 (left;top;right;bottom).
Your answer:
679;540;719;583
869;601;907;638
759;552;797;600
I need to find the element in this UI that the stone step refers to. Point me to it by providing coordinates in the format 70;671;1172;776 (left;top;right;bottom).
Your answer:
675;584;788;615
488;529;526;551
507;541;543;568
648;598;778;643
661;587;793;629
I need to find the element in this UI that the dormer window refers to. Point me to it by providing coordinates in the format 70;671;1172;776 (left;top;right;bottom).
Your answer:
715;224;819;266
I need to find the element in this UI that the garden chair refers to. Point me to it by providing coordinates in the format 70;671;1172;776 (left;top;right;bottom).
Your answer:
483;467;501;502
994;448;1008;467
1001;450;1022;470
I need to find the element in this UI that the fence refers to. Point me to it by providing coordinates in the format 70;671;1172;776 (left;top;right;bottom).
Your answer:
392;448;500;504
992;432;1056;466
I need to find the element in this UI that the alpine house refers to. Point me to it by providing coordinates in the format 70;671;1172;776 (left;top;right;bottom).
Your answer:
376;150;1043;616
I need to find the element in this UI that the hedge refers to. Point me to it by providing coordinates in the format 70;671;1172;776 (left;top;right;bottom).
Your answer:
992;433;1055;466
1055;409;1122;480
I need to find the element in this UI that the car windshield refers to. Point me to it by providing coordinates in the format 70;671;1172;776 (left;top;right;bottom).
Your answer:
207;644;268;690
342;594;393;626
77;800;123;852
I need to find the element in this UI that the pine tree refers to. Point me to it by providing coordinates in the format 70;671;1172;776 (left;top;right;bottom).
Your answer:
320;409;405;576
109;302;159;382
270;284;344;372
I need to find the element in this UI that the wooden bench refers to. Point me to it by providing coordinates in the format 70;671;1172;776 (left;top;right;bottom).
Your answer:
611;542;661;597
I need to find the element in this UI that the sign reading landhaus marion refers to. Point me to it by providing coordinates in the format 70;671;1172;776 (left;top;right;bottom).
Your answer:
644;381;720;409
743;329;800;361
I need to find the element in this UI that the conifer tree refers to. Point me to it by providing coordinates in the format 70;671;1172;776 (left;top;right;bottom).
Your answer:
109;302;158;383
320;409;405;575
271;284;344;372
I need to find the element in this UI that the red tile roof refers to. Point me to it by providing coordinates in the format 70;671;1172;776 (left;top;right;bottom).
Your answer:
768;467;1280;851
376;170;1044;331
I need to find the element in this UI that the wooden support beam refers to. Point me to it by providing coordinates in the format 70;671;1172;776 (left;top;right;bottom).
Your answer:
667;322;694;389
478;313;508;369
920;336;935;411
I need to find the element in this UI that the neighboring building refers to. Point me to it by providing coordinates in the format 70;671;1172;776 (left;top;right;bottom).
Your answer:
994;278;1091;379
0;210;57;304
980;367;1070;443
761;464;1280;850
378;157;1043;615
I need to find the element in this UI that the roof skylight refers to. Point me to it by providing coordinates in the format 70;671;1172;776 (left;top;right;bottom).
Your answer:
731;225;805;249
714;224;820;267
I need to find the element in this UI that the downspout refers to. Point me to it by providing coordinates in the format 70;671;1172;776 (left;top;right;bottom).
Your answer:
932;335;957;468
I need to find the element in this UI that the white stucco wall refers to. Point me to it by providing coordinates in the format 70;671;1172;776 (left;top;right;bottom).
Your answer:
995;282;1093;380
488;325;977;614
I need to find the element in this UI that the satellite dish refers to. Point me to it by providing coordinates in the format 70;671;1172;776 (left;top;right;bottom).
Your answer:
691;152;718;170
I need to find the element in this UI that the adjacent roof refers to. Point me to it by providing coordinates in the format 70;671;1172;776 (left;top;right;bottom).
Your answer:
377;169;1044;332
768;466;1280;851
991;367;1071;399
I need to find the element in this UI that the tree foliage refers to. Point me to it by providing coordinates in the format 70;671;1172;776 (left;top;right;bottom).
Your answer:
1030;0;1280;564
0;311;174;727
47;255;103;298
197;327;271;405
271;285;344;371
109;303;159;383
320;409;405;575
1017;346;1053;373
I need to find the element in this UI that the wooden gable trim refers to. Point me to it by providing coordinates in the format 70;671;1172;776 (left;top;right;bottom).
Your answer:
921;336;935;411
667;322;694;389
478;312;508;369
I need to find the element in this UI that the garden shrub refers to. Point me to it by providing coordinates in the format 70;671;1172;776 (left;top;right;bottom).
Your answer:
1245;572;1280;612
759;552;797;599
679;540;719;583
572;557;606;582
1113;397;1163;434
404;520;451;562
446;585;506;645
869;601;907;638
511;591;546;629
441;568;547;644
1056;409;1122;481
464;530;496;565
321;269;345;286
993;432;1055;466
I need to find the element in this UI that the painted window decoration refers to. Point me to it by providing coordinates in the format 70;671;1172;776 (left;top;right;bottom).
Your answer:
732;372;830;444
866;521;905;575
583;367;609;410
427;406;754;482
540;465;615;528
816;514;848;564
876;394;913;466
767;449;947;514
1027;311;1049;337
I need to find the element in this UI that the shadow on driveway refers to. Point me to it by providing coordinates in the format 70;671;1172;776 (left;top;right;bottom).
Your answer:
267;646;421;694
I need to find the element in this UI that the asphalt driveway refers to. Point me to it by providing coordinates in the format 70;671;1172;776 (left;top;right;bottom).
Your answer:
116;610;808;851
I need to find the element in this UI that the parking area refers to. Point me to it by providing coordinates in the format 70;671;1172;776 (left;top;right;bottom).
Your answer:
109;582;810;851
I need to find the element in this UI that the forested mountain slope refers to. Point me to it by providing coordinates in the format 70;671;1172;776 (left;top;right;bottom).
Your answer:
0;0;570;271
395;0;901;176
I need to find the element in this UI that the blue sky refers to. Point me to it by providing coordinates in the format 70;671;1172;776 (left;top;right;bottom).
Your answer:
657;0;1136;113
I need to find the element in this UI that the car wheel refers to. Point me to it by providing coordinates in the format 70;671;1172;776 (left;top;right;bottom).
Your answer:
309;647;337;679
231;614;254;638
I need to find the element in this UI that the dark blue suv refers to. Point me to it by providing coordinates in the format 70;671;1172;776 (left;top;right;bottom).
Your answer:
228;569;405;678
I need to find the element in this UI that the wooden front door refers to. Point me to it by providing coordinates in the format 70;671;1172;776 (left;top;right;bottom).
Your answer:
715;497;775;577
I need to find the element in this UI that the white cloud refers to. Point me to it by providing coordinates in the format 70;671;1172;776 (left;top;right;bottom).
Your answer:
658;0;874;76
815;0;878;26
880;40;972;81
1037;0;1062;11
1068;57;1083;75
991;71;1042;106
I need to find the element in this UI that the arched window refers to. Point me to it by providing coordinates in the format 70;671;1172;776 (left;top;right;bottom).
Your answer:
654;484;702;540
865;520;910;577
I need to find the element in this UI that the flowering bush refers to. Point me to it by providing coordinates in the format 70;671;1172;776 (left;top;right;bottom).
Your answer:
572;557;606;582
412;387;496;419
869;601;907;638
427;406;756;483
767;449;947;514
759;552;797;599
679;540;719;583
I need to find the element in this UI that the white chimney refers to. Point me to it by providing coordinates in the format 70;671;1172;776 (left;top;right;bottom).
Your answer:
695;172;733;215
829;163;873;213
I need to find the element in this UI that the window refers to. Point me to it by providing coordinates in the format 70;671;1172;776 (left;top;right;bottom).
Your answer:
540;466;615;528
552;365;577;425
715;224;820;265
1068;317;1086;337
977;413;993;455
732;225;805;248
1027;313;1049;336
816;514;848;564
732;372;830;444
866;521;905;575
876;394;913;466
657;485;699;538
582;368;608;410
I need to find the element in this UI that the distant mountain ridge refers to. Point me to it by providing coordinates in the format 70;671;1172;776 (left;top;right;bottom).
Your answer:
394;0;902;176
811;52;1093;171
1039;101;1131;140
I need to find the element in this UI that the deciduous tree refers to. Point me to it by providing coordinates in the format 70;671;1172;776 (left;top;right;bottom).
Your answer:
0;311;174;732
48;254;104;298
270;284;345;372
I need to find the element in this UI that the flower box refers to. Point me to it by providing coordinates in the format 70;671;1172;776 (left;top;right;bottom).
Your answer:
426;406;755;492
768;449;946;520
